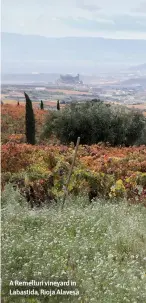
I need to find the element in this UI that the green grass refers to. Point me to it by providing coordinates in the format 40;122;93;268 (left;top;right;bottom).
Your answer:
2;185;146;303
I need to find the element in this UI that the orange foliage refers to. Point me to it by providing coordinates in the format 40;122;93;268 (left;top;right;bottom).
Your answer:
1;104;47;143
1;105;146;205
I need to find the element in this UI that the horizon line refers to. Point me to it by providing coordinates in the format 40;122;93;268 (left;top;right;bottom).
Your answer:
2;31;146;41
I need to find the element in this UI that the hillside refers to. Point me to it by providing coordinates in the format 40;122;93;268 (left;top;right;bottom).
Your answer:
1;104;146;204
1;103;146;303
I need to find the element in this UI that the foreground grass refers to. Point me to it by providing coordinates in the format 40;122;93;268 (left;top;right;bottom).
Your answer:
2;185;146;303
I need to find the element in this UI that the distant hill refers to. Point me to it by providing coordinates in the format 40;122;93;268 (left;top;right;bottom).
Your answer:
121;77;146;87
2;32;146;73
129;63;146;71
1;73;60;84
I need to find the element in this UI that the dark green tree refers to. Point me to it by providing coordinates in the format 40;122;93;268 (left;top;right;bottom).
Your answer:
57;100;60;110
24;92;35;145
43;102;146;146
40;100;44;110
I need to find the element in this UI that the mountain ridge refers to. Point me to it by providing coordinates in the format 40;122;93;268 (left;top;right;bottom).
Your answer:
2;32;146;73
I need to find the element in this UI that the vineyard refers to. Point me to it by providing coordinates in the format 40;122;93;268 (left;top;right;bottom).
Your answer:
2;104;146;303
1;104;47;143
1;104;146;205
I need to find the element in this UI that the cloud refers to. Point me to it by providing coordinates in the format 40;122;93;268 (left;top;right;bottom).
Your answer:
1;0;146;39
132;1;146;13
77;0;101;12
61;14;146;33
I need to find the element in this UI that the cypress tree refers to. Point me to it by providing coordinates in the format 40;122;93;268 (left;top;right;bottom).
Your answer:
57;100;60;110
24;92;35;145
40;100;44;110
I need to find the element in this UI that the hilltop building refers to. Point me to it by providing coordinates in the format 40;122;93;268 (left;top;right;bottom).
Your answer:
57;74;83;85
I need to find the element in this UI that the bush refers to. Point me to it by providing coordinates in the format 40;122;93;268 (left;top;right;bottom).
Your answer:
43;102;146;146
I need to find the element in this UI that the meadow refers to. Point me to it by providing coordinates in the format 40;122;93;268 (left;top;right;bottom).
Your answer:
2;186;146;303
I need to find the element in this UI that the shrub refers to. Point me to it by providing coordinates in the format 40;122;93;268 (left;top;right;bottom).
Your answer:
43;102;146;146
2;143;146;204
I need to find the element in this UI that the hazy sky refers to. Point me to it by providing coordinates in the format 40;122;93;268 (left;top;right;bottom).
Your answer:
2;0;146;39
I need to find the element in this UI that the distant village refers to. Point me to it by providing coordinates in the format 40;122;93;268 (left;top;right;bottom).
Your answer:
1;72;146;114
